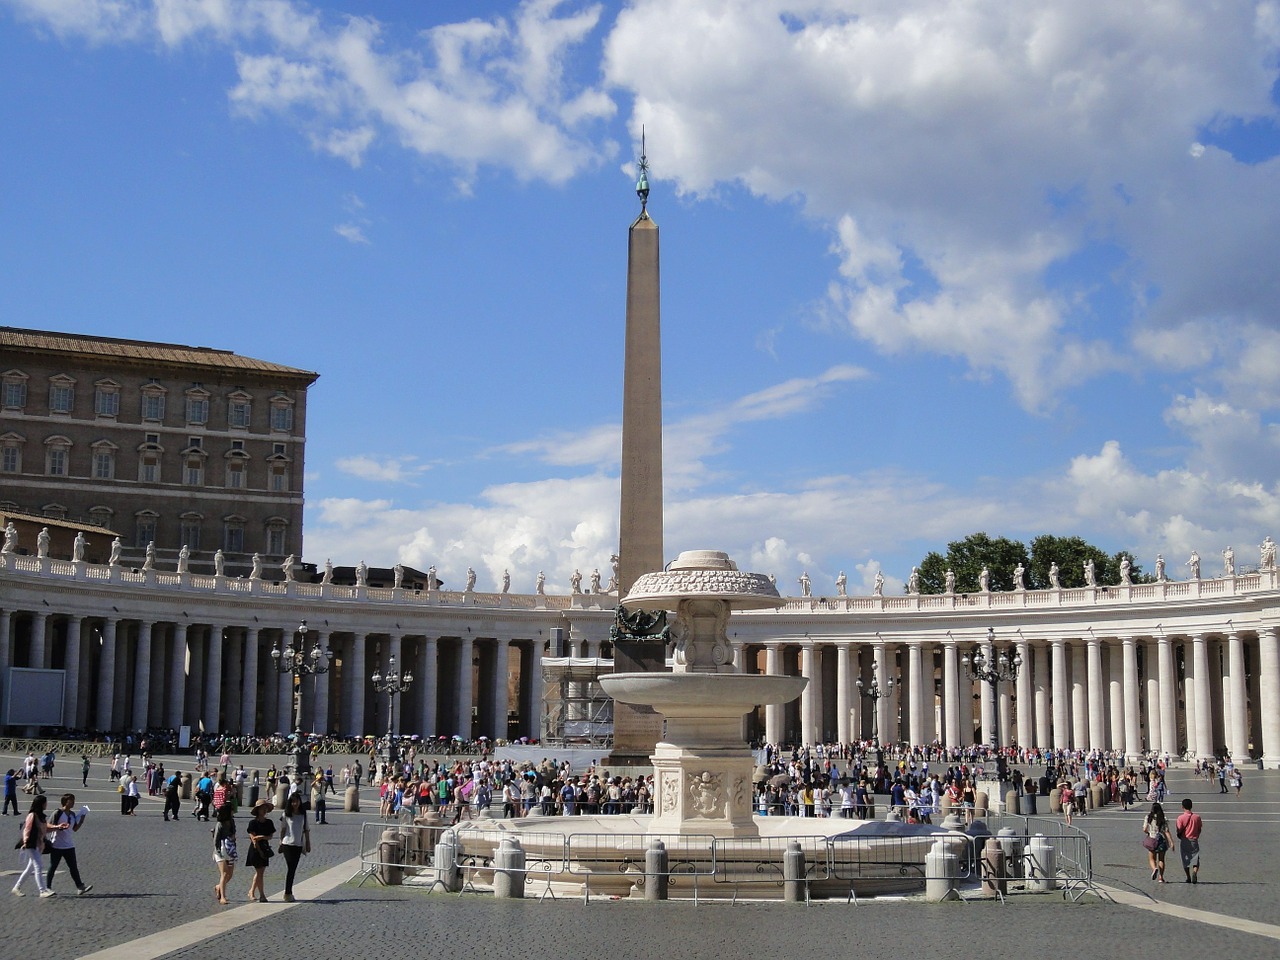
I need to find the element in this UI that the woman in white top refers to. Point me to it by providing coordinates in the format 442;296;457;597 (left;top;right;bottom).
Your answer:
277;792;310;902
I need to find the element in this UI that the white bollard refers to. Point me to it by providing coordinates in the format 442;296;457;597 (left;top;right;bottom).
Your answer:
1026;834;1057;892
645;839;669;901
924;839;959;902
493;836;526;899
434;834;461;893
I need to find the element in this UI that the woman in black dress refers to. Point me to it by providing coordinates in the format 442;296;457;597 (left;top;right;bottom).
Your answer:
245;799;275;902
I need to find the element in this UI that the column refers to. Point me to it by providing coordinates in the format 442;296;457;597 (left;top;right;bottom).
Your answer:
1191;634;1213;758
241;628;260;735
63;616;83;727
386;634;403;735
1015;640;1032;748
1257;627;1280;767
1227;632;1249;759
1183;639;1199;760
275;645;293;733
187;629;206;726
527;637;543;741
95;618;118;731
131;621;152;731
1071;642;1088;749
834;643;850;744
29;611;48;669
1158;635;1178;756
204;626;224;734
908;643;924;747
765;644;783;744
167;624;186;727
943;641;960;748
491;638;510;740
0;609;10;724
799;645;816;745
261;632;278;735
419;636;439;738
348;635;366;737
1145;639;1162;755
1108;642;1125;752
978;639;995;747
1122;636;1141;755
223;629;243;736
1033;643;1049;748
873;641;890;744
310;630;331;734
1086;636;1104;752
457;636;474;738
1051;639;1069;749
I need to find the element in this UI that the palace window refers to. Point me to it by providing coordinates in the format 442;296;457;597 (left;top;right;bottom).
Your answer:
228;392;252;429
42;503;67;520
49;376;75;415
185;386;210;425
141;383;167;422
94;380;121;417
265;520;286;556
223;517;245;554
179;514;202;551
45;436;71;476
0;433;23;474
184;457;204;486
88;506;113;531
91;441;117;480
135;512;158;548
269;396;294;432
2;371;28;410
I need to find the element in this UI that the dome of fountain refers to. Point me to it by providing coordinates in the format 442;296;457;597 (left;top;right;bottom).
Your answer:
621;549;782;611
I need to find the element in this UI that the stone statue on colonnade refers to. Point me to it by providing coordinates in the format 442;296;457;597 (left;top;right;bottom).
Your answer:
1262;537;1277;570
108;537;122;566
836;570;848;596
979;566;990;592
501;569;510;592
355;561;367;586
944;569;955;593
1;522;16;554
905;566;919;594
37;527;50;559
1120;556;1131;584
1155;555;1166;581
1223;546;1235;577
177;544;189;573
72;531;86;562
1013;563;1025;590
590;568;602;592
1186;551;1200;580
569;569;581;593
321;558;333;584
249;552;262;579
213;548;224;576
466;567;477;591
873;570;884;596
535;570;546;594
281;554;295;582
1084;558;1096;587
1048;562;1060;589
142;542;156;571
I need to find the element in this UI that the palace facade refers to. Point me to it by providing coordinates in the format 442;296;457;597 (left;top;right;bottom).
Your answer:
2;545;1278;766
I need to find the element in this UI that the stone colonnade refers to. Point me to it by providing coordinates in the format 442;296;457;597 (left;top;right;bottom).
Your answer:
740;629;1280;763
0;607;544;740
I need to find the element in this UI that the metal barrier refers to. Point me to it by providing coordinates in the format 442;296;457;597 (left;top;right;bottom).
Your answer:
982;813;1103;901
566;832;717;903
452;827;569;901
713;835;829;903
351;820;445;887
829;831;971;903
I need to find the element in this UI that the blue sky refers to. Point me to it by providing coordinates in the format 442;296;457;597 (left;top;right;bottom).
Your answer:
3;0;1280;594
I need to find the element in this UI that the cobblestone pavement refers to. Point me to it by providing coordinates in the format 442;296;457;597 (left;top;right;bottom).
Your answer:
1;752;1277;959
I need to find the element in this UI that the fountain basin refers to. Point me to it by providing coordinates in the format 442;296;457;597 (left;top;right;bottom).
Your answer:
600;672;806;716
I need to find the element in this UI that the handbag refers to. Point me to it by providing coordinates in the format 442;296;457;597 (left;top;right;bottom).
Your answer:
1141;835;1158;852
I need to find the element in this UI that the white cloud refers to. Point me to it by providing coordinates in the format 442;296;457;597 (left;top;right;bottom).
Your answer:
333;222;369;244
9;0;614;179
335;455;427;483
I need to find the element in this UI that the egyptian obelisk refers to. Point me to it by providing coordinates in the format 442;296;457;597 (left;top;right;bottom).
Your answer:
606;139;667;765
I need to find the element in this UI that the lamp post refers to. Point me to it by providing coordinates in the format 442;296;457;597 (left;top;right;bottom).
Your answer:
269;619;333;784
961;626;1022;751
855;660;895;747
371;655;413;766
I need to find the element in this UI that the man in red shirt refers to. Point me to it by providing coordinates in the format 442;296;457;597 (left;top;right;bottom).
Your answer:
1175;797;1204;883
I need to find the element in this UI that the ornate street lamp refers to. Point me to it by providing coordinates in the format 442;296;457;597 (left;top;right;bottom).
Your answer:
372;654;413;765
961;626;1022;751
855;659;895;747
270;619;333;783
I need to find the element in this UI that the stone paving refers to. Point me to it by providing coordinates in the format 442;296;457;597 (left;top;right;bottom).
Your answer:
0;752;1277;960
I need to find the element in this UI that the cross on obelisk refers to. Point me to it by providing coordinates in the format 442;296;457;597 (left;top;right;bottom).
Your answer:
607;134;668;765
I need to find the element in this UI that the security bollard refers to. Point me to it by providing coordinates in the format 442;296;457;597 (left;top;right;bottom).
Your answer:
345;784;360;813
1005;789;1019;815
274;784;288;809
783;841;806;903
378;827;404;885
924;839;959;902
981;837;1007;897
1048;787;1062;813
493;837;525;899
1026;834;1057;892
435;834;461;893
645;839;669;901
974;790;989;819
996;827;1024;880
180;772;193;800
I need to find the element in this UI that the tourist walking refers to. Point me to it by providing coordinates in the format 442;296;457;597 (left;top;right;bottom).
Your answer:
1175;798;1203;884
3;769;18;815
1231;768;1243;796
277;792;310;902
1142;801;1174;882
245;799;276;902
212;803;237;904
80;756;90;787
13;794;67;897
46;793;92;895
163;769;183;821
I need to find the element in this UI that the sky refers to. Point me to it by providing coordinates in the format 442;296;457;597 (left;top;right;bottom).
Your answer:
3;0;1280;596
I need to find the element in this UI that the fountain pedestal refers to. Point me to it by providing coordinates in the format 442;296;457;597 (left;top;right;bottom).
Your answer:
600;550;806;838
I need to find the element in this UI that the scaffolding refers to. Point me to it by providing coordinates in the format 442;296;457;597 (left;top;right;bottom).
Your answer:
541;657;614;748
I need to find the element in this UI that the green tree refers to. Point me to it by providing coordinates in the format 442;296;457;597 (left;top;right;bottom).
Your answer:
917;533;1030;593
